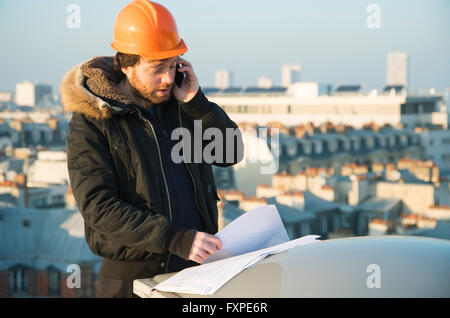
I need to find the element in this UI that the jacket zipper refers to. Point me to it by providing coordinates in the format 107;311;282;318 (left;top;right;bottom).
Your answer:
178;105;202;218
140;114;173;273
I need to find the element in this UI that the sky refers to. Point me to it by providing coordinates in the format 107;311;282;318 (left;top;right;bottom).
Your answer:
0;0;449;94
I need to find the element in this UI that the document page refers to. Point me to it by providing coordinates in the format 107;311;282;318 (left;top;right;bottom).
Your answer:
152;205;321;295
153;234;320;295
204;204;289;263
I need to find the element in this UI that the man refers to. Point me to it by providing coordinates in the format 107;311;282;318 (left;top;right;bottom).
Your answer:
60;0;243;298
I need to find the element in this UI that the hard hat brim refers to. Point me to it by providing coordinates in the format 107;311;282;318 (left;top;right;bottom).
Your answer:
111;39;188;61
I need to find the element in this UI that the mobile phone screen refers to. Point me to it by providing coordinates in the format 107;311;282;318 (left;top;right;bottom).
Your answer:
175;64;185;87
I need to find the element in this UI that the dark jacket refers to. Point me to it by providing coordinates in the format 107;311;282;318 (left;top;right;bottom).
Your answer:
60;56;243;274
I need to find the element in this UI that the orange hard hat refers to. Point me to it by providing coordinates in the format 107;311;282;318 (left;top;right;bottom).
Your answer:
111;0;188;60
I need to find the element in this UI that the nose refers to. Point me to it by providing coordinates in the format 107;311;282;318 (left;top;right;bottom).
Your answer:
160;69;174;86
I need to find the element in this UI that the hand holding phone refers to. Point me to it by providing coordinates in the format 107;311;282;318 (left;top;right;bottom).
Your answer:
173;58;199;103
175;63;185;88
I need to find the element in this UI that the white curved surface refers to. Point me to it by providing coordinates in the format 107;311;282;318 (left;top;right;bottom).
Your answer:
148;236;450;298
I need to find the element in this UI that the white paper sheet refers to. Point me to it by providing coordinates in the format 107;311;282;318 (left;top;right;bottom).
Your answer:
153;234;320;295
204;204;289;263
153;205;321;295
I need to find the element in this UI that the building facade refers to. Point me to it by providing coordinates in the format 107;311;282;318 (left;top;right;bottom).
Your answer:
387;51;409;88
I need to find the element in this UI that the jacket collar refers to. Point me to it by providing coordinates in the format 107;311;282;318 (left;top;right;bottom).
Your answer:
60;56;144;121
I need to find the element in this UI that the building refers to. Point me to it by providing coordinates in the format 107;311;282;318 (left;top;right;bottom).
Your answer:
287;82;321;98
222;149;450;239
0;176;68;210
15;81;34;107
232;121;424;196
386;51;408;88
206;89;446;129
0;116;68;148
416;127;450;172
0;149;71;209
257;76;273;89
0;92;12;103
0;207;101;297
15;81;52;107
281;64;301;88
215;70;232;90
360;197;402;235
27;150;69;186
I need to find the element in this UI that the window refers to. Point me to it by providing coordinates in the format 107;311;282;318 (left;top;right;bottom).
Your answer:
333;214;340;231
388;136;396;147
366;138;374;149
9;265;29;296
320;216;327;233
315;141;323;154
48;267;61;297
400;136;408;146
352;138;360;150
363;215;371;234
343;216;351;228
328;141;337;152
32;197;47;207
301;223;310;236
441;154;450;164
51;194;65;204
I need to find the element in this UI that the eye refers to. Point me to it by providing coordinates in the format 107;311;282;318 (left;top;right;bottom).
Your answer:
151;67;164;74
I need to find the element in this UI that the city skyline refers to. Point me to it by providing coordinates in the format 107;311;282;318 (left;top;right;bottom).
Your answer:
0;0;449;300
0;0;449;93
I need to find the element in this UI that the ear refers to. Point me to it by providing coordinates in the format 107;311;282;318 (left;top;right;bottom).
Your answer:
121;65;132;77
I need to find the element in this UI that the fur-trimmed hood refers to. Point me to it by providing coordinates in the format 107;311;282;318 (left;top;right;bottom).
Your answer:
60;56;136;121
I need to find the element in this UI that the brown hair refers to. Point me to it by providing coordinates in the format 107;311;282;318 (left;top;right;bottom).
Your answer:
113;52;140;78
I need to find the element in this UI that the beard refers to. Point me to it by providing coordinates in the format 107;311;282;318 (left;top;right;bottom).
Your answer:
128;70;172;105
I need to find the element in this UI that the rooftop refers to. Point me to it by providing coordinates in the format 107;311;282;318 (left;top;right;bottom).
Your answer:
266;198;315;224
413;221;450;240
358;197;401;213
0;207;101;272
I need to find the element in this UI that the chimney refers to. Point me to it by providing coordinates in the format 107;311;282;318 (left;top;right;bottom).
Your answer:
348;174;369;206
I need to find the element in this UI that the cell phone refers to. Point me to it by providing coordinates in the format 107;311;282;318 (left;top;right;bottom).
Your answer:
175;63;185;87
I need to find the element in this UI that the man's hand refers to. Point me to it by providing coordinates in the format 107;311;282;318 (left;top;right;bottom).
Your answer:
188;231;222;264
172;57;200;103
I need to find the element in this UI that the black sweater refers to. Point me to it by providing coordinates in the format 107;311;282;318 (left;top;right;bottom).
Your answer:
147;104;205;272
